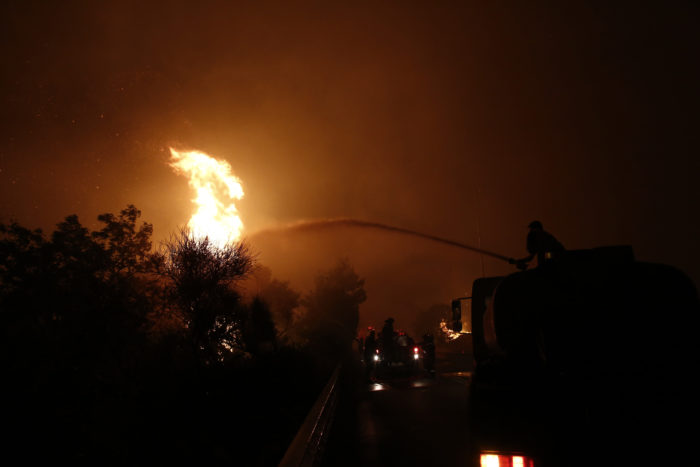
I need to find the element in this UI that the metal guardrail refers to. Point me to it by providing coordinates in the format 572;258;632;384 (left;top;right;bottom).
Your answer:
278;364;341;467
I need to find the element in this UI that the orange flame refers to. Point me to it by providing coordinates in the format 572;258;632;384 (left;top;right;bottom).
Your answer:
439;318;462;341
169;148;244;247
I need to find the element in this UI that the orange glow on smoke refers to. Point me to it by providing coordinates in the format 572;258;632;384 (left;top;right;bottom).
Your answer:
169;148;244;247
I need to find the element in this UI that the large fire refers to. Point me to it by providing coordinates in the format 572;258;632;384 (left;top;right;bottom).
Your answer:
169;148;244;247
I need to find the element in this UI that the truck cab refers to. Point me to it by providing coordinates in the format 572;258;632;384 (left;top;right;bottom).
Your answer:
452;246;700;466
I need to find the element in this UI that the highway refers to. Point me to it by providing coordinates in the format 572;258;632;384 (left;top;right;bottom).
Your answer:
317;341;699;467
323;351;475;467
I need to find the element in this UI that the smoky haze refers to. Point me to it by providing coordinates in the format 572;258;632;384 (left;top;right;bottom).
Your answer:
1;2;698;329
249;224;499;333
248;218;514;331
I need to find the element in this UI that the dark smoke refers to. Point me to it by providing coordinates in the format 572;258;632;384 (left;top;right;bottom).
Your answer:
248;218;512;262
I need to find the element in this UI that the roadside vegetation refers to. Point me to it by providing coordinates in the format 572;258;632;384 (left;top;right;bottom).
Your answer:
0;205;365;465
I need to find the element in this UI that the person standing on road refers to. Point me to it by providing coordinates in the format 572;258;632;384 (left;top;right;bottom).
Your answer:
396;331;409;364
420;333;436;378
380;318;396;365
363;328;378;380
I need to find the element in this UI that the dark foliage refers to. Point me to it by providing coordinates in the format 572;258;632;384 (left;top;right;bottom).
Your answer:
243;296;278;355
248;265;301;340
0;207;330;465
297;258;367;361
153;228;255;364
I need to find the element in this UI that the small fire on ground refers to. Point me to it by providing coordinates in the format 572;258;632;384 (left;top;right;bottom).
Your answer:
440;318;462;341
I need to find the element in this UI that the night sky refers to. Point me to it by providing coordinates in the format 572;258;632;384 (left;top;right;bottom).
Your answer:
2;2;698;329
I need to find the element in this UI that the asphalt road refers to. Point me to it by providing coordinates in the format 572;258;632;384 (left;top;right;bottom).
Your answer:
324;352;474;467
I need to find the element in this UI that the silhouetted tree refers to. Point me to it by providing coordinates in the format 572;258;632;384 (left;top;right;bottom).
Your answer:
0;221;47;307
1;207;155;354
242;296;277;355
0;209;331;465
92;204;153;278
247;265;301;339
0;207;163;464
298;259;366;356
155;229;254;363
0;221;51;382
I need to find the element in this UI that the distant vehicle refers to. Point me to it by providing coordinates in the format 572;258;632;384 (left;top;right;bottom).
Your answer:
370;331;422;377
451;246;700;466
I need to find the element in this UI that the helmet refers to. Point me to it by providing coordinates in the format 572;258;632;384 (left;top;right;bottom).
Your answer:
528;220;543;230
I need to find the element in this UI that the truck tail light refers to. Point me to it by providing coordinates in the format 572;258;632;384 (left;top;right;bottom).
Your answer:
480;452;535;467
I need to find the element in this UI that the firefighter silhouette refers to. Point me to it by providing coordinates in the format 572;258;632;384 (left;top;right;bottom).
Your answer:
510;221;564;269
380;318;396;364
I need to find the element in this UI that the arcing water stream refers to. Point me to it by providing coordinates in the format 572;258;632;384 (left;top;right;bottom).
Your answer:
166;148;510;262
165;148;512;263
249;218;513;263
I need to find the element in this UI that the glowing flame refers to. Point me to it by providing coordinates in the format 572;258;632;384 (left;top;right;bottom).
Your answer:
439;319;462;341
169;148;244;247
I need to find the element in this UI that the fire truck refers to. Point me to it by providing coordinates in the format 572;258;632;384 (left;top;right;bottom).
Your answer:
451;246;700;466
